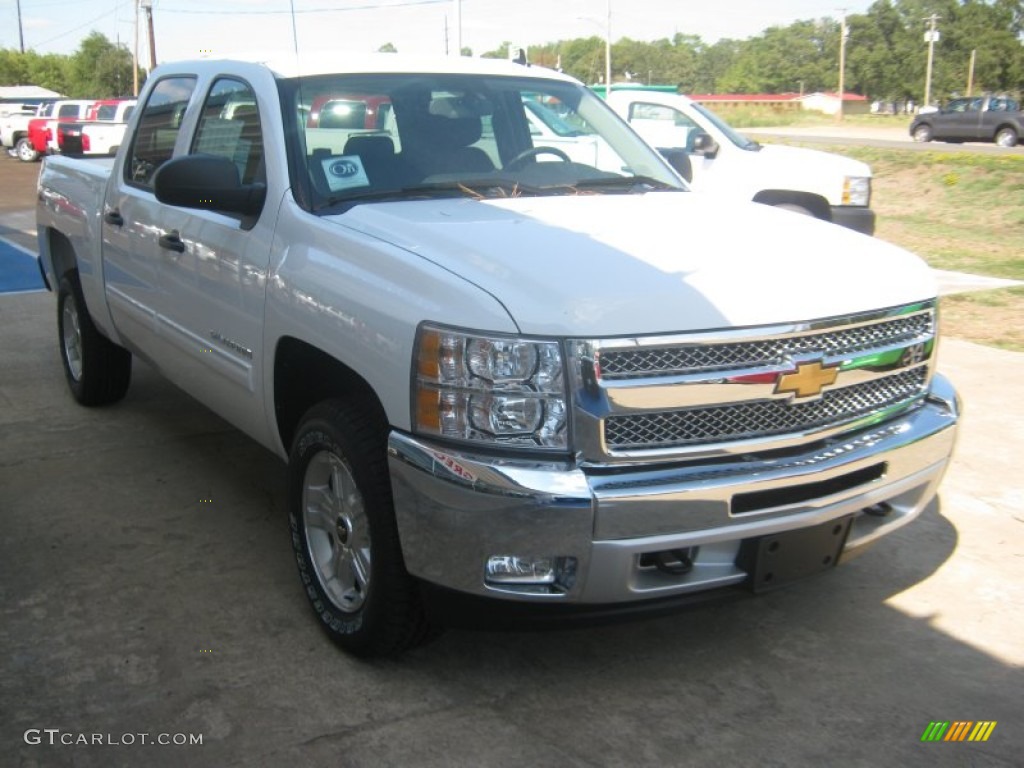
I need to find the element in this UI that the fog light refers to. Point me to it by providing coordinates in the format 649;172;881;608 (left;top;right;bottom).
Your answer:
485;555;577;592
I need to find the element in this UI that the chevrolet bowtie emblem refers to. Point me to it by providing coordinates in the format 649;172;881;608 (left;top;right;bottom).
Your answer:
775;361;839;399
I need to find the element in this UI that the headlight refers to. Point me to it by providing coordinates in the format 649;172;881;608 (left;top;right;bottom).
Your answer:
413;324;568;450
842;176;871;206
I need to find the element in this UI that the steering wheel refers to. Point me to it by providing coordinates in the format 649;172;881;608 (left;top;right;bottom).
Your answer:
505;146;572;170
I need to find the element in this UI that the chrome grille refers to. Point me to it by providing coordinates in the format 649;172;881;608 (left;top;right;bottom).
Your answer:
604;367;928;451
599;312;933;379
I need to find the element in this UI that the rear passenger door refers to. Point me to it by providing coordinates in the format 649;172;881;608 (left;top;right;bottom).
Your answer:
103;75;197;354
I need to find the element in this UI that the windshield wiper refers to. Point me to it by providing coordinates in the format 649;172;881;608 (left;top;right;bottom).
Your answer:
570;175;682;193
314;179;551;211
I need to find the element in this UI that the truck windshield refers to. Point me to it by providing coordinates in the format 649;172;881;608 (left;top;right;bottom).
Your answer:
278;72;684;213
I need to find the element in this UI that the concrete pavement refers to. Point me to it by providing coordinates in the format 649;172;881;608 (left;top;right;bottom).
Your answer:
2;289;1021;767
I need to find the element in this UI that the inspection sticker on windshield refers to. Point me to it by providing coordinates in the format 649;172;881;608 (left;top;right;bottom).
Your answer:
322;155;370;192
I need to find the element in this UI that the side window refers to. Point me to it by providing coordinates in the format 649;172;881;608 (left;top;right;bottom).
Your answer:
125;76;197;188
58;104;80;118
629;102;697;131
192;78;264;185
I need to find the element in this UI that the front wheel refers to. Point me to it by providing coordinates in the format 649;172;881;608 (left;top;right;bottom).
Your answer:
288;399;435;657
57;273;132;405
995;127;1018;148
16;137;39;162
912;124;933;143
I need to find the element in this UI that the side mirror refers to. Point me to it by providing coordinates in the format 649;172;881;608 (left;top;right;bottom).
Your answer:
657;147;692;183
691;132;718;159
153;154;266;220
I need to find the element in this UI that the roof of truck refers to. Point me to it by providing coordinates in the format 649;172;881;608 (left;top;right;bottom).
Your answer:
157;52;580;84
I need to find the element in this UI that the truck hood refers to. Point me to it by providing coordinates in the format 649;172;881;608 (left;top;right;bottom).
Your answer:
754;142;872;179
328;192;933;337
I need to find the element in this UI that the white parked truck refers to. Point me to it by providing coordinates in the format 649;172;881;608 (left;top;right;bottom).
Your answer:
601;86;876;235
36;55;957;656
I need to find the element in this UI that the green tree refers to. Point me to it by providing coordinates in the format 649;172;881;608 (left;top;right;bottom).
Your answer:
68;32;133;98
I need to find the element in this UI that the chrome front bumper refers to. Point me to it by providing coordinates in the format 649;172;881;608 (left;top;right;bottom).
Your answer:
388;373;958;606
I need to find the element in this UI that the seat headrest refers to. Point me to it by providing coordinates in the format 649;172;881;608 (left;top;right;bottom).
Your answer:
343;134;395;159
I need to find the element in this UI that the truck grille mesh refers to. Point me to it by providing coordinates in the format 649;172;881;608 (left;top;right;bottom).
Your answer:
604;367;928;450
599;313;933;379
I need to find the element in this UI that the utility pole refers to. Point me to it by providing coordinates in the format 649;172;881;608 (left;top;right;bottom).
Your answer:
967;49;976;96
16;0;25;53
837;9;847;123
133;0;139;96
141;0;157;71
923;14;940;108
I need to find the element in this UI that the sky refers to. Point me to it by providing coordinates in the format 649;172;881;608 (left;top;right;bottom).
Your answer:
7;0;877;65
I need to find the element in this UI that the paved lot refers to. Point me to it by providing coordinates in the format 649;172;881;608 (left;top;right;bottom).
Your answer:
1;153;1021;767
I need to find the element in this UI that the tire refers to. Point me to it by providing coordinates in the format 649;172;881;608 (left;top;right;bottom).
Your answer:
288;399;436;657
57;273;132;406
911;124;933;143
995;127;1018;148
16;137;39;162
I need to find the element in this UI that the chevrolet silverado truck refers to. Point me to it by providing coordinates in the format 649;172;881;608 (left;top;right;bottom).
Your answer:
36;55;959;657
598;86;876;235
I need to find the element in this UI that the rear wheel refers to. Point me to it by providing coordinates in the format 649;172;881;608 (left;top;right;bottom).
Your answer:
57;273;132;405
912;124;933;143
288;399;435;657
16;137;38;162
995;127;1018;148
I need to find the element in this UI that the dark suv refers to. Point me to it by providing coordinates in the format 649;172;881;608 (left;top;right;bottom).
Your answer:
910;95;1021;147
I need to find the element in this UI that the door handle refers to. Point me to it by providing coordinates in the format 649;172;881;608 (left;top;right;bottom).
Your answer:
103;209;124;227
158;230;185;253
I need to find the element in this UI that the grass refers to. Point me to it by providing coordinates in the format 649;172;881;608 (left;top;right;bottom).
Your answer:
764;138;1024;351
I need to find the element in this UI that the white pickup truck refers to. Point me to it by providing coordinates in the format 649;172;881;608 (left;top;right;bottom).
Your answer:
58;100;137;157
36;55;958;657
602;87;876;235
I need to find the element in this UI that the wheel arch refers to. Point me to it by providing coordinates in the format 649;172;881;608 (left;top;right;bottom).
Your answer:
45;227;78;287
273;336;389;455
752;190;831;221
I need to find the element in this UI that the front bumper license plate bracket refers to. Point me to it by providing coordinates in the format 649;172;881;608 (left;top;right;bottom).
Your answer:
740;515;853;593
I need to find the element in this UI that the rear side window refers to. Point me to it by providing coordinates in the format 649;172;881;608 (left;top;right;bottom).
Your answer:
125;76;197;188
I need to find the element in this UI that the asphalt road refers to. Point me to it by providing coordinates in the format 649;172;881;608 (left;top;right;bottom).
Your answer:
1;151;1022;767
